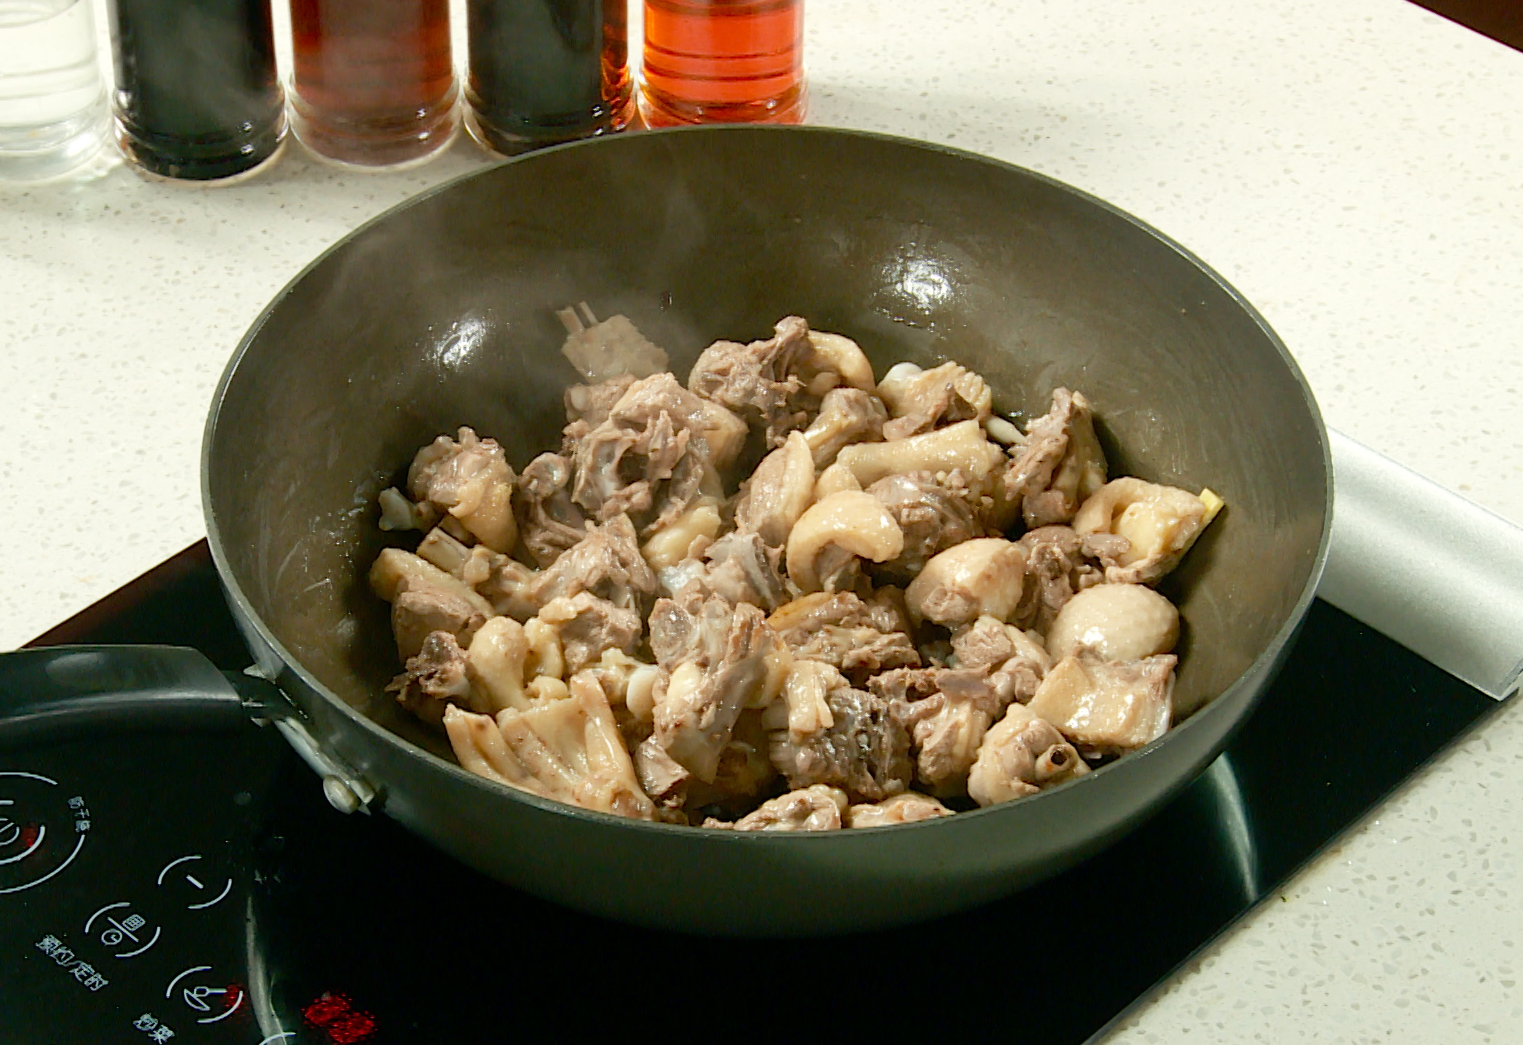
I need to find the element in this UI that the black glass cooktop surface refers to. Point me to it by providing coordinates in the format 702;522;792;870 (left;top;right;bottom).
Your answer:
0;542;1504;1044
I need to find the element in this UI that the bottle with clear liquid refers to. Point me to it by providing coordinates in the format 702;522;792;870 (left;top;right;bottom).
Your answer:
639;0;806;127
465;0;631;155
106;0;285;180
0;0;108;180
289;0;458;167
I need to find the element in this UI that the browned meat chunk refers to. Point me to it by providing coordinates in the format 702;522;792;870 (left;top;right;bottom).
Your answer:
764;661;912;802
766;591;921;685
801;387;888;467
388;630;473;725
866;469;986;581
1002;388;1108;529
535;592;642;674
1072;478;1220;585
591;371;747;470
513;452;588;568
876;361;993;441
407;426;519;552
706;785;848;831
570;405;713;538
967;703;1089;807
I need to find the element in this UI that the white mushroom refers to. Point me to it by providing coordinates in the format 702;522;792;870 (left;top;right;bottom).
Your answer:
834;419;1005;488
1045;583;1180;662
1072;478;1224;585
904;538;1027;626
784;491;905;593
733;431;816;547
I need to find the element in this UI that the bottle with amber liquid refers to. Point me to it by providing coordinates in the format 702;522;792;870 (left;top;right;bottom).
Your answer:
289;0;458;167
465;0;632;155
640;0;806;127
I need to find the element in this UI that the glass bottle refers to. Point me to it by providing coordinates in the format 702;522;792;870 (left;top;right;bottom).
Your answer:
106;0;285;180
0;0;109;181
640;0;806;127
289;0;458;167
465;0;631;156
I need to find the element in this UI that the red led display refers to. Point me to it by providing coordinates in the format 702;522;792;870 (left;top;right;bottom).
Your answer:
303;991;378;1044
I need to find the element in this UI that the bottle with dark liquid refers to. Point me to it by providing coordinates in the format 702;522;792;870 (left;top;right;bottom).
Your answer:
640;0;806;127
106;0;285;180
289;0;457;167
465;0;631;155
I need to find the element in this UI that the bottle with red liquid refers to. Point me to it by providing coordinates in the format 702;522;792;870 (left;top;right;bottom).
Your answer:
465;0;631;155
639;0;806;127
288;0;458;167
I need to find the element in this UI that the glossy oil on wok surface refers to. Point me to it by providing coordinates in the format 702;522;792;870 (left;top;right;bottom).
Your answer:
204;126;1330;934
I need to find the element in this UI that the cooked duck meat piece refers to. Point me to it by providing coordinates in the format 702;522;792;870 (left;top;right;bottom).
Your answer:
563;372;637;429
370;547;498;613
705;784;848;831
557;304;669;383
866;469;986;581
634;734;689;812
640;497;722;572
388;578;491;662
1045;583;1180;662
847;791;953;828
967;702;1089;807
763;660;913;802
513;452;589;568
595;371;748;470
801;387;888;468
1009;525;1111;631
732;431;815;548
389;630;473;725
834;418;1006;490
876;361;993;441
535;592;643;675
1026;652;1177;757
682;709;780;817
1073;478;1223;585
785;490;904;593
648;597;786;782
872;665;1012;795
950;615;1052;705
459;616;534;714
1000;387;1108;530
570;406;714;538
443;675;656;820
904;537;1027;626
463;517;659;624
671;530;792;612
766;591;921;684
406;426;519;553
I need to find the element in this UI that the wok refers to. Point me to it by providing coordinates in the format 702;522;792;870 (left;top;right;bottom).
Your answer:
0;126;1331;935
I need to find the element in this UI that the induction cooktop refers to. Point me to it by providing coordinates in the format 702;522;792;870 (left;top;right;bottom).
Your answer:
0;542;1504;1044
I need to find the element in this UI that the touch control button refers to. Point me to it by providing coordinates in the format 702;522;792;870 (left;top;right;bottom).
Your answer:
0;772;87;895
166;965;246;1025
156;855;232;910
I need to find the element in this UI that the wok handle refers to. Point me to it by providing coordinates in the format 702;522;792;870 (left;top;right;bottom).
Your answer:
0;646;267;749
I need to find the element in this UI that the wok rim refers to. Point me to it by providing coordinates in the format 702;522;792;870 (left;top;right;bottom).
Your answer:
201;123;1334;841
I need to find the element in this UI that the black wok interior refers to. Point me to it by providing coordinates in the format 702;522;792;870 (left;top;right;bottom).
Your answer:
206;126;1328;764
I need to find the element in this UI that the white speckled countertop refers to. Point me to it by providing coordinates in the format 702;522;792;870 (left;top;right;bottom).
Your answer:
3;0;1522;1039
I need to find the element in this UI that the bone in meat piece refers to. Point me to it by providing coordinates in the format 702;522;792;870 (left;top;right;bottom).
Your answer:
967;702;1089;807
866;469;986;581
500;515;658;618
904;537;1027;626
535;591;643;674
557;303;670;382
871;666;1010;794
1045;583;1179;662
370;547;496;612
570;404;713;538
389;630;474;725
1072;478;1222;585
563;373;636;429
513;452;588;568
463;616;534;714
950;615;1051;705
801;387;887;468
672;530;792;612
733;430;815;548
443;674;656;820
1026;652;1177;757
1010;525;1117;632
876;361;993;441
766;591;920;685
785;490;904;593
682;708;779;816
706;784;849;832
406;426;519;553
1001;388;1108;530
835;418;1006;490
847;791;953;828
390;585;489;662
763;661;912;802
649;597;782;782
597;371;748;470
